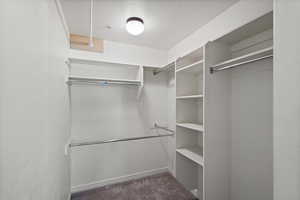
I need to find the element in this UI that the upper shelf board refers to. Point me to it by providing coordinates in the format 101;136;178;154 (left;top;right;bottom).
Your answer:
67;57;140;69
67;76;142;86
176;60;204;74
212;46;273;70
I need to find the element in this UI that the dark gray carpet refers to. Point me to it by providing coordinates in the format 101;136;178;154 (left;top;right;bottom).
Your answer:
71;172;197;200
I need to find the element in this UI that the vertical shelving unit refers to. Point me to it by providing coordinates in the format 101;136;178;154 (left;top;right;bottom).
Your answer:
175;47;205;200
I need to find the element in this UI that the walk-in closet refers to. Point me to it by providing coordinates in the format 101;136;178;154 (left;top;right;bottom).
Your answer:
2;1;300;200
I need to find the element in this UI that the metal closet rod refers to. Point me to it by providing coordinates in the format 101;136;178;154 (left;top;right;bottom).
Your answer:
153;62;175;75
68;80;140;86
70;124;174;148
153;57;181;75
210;54;273;73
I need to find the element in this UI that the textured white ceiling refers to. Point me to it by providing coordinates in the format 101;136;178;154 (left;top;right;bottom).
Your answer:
61;0;238;50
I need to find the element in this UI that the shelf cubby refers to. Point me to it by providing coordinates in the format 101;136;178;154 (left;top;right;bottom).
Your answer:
176;72;203;97
67;58;143;86
176;47;203;71
211;12;273;70
176;99;203;126
176;146;203;166
176;123;203;132
176;60;203;74
176;143;203;199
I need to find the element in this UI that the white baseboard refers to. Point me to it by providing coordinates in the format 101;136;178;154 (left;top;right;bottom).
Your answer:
71;167;170;193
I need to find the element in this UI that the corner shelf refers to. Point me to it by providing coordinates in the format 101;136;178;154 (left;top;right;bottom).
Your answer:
176;123;204;132
176;146;204;166
176;95;203;100
176;60;204;73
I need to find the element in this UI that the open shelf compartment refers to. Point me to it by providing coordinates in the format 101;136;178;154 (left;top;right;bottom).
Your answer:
176;71;203;96
176;146;203;166
176;47;204;71
176;60;204;74
176;123;203;132
176;129;204;199
176;98;203;126
211;12;273;72
67;58;143;86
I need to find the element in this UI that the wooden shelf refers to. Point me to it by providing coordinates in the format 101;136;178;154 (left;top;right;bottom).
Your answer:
213;46;273;69
68;57;139;68
67;76;142;86
176;146;204;166
176;95;203;100
176;123;204;132
176;60;204;73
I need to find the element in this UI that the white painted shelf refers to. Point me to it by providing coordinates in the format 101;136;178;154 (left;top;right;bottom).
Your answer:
176;123;204;132
68;57;139;68
213;46;273;69
176;60;204;73
176;95;203;100
176;146;204;166
67;76;142;86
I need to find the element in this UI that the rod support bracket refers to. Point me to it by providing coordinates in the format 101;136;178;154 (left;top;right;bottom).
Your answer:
64;139;71;156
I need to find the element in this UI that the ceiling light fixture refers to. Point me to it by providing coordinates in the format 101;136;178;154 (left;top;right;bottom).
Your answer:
126;17;144;36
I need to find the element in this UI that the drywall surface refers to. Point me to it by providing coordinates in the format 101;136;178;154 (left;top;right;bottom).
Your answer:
274;1;300;200
168;0;273;62
230;59;273;200
46;0;71;199
69;40;168;67
0;0;70;199
70;71;173;192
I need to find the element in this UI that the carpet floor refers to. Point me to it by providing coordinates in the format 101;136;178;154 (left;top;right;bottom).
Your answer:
71;172;197;200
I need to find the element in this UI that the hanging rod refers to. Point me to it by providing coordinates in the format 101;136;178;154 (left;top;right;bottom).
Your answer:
153;123;174;133
153;57;181;75
153;62;175;75
210;54;273;73
67;77;141;86
69;124;174;147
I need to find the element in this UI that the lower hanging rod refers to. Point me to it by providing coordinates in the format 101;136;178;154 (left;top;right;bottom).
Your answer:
210;54;273;73
70;133;174;147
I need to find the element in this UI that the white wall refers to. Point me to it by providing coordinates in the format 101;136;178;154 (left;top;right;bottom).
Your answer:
46;1;71;199
69;40;168;67
230;59;273;200
70;70;173;192
0;0;70;199
168;0;273;62
274;1;300;200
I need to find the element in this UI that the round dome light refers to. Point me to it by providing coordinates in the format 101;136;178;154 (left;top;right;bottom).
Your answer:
126;17;144;36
